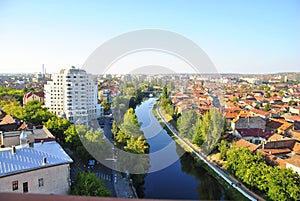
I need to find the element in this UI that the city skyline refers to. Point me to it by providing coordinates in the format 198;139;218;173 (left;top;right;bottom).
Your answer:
0;0;299;74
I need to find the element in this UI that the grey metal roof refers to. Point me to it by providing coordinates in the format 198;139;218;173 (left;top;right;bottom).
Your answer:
0;141;73;177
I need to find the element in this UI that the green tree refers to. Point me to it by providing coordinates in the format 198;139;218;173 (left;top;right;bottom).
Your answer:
193;108;225;154
124;136;149;154
177;110;199;140
0;86;24;103
120;108;143;138
225;146;300;201
64;124;81;149
112;96;130;124
161;85;168;99
218;140;228;160
44;116;70;141
264;102;271;111
100;100;111;113
71;171;111;196
22;100;53;125
0;99;24;118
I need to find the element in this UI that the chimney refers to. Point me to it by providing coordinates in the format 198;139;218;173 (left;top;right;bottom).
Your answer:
262;141;266;150
12;146;16;154
29;142;34;148
42;157;47;165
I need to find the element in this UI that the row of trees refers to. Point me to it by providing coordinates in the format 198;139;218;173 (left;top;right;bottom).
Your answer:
224;146;300;201
112;108;149;156
178;108;225;154
111;107;149;197
160;86;225;154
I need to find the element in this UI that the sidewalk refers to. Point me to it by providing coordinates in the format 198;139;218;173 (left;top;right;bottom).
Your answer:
113;172;138;198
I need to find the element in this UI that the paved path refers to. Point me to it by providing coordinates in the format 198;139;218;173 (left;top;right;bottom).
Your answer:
113;173;137;198
157;105;265;201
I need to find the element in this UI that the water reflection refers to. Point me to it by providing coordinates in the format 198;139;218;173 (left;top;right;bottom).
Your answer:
135;98;229;200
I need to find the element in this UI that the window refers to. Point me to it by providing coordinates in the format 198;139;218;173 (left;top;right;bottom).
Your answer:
38;178;44;187
23;182;28;193
12;180;18;191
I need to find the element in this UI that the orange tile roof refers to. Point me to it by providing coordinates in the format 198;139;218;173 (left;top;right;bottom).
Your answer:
278;122;293;131
260;151;287;168
0;115;15;125
225;112;239;119
238;110;251;118
293;142;300;152
268;134;285;141
285;155;300;168
262;148;291;155
235;139;259;152
250;109;270;116
284;114;300;122
18;122;27;130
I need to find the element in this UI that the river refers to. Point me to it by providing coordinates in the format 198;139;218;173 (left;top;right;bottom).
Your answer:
134;98;230;200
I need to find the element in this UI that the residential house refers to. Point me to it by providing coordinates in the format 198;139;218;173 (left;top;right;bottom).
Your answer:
231;111;266;131
0;131;73;194
0;111;25;132
23;92;45;105
1;126;55;148
266;118;293;135
250;108;270;119
234;128;273;144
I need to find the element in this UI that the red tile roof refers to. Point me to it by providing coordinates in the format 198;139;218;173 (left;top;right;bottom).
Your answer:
237;128;273;139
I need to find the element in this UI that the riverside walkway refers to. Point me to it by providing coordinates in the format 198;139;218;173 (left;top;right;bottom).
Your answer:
156;105;264;201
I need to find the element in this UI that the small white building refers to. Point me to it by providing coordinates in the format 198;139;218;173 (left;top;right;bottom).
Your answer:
0;131;73;194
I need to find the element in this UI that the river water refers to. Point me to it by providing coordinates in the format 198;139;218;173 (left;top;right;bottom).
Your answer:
134;98;229;200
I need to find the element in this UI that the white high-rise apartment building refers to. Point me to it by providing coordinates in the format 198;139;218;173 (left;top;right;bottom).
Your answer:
44;67;103;124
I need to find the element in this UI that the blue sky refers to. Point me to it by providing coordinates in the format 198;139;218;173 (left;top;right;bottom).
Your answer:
0;0;299;74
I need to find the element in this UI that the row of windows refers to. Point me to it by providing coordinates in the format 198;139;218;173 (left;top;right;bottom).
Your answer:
67;107;86;110
12;178;43;192
66;75;86;78
50;100;63;103
53;80;92;85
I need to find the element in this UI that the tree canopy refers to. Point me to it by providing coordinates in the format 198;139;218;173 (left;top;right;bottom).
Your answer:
71;171;111;197
225;146;300;201
177;110;199;141
192;108;225;154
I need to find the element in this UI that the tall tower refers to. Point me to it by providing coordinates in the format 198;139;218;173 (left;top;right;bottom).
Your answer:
44;67;102;124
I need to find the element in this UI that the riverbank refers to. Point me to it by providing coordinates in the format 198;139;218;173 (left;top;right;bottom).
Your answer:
154;103;263;201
